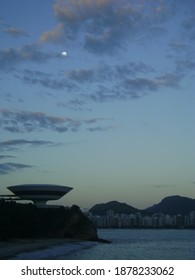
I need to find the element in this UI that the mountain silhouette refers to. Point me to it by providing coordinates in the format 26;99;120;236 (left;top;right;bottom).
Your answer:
89;196;195;216
144;195;195;215
90;200;138;216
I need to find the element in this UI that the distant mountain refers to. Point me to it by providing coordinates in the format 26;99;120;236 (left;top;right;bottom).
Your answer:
89;200;138;216
89;196;195;216
144;195;195;215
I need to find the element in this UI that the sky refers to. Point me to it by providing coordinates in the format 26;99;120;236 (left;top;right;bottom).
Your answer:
0;0;194;210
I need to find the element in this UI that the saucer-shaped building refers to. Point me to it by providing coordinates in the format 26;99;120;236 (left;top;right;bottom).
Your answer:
7;184;73;207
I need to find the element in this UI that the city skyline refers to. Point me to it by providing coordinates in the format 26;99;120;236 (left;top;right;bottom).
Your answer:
0;0;194;209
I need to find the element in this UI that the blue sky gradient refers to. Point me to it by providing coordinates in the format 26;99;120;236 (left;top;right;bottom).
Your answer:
0;0;194;209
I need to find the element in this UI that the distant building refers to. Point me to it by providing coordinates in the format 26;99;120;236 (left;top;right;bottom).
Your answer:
1;184;73;207
87;209;195;229
189;211;195;227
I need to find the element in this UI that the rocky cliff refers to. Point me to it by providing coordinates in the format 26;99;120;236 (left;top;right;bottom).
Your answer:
0;201;98;241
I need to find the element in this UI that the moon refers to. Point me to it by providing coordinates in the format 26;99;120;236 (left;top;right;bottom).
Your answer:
61;51;67;57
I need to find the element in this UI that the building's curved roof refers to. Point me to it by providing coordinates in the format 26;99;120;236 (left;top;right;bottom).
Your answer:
6;184;73;207
7;184;73;202
8;184;73;194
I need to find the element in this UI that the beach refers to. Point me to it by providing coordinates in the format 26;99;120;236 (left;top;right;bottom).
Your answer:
0;239;97;260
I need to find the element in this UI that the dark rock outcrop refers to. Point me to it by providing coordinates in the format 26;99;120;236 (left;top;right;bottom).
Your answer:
63;205;98;241
0;201;98;241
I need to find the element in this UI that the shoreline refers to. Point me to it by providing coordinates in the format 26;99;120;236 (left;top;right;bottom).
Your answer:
0;238;98;260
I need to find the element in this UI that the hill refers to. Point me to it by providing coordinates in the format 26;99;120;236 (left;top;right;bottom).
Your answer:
89;200;138;216
144;195;195;215
89;196;195;216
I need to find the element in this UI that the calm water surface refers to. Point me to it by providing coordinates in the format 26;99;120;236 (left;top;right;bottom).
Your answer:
63;229;195;260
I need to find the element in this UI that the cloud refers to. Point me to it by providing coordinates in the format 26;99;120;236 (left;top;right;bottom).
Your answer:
0;162;33;175
89;85;123;102
40;23;72;43
67;69;95;83
181;15;195;40
4;27;28;38
152;184;177;189
66;62;154;83
88;72;182;102
123;73;181;93
17;60;181;105
169;40;188;52
39;0;173;54
0;155;16;160
17;69;78;91
14;55;182;105
0;19;28;37
40;24;63;43
86;125;116;132
0;109;81;133
0;109;114;134
0;44;51;70
175;59;195;74
114;62;154;78
121;73;181;98
143;184;177;189
155;73;182;88
124;77;158;91
0;139;59;152
57;99;86;111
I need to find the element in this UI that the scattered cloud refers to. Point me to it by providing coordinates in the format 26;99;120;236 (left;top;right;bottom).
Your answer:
0;44;52;70
169;40;188;52
175;59;195;74
0;109;81;133
17;61;153;94
124;77;158;92
0;162;33;175
153;184;177;189
13;58;184;106
57;99;87;111
66;62;154;83
114;62;154;78
121;73;181;96
181;15;195;40
0;155;16;160
39;0;173;54
143;184;177;189
67;69;95;83
88;72;182;103
86;125;116;132
4;27;28;38
0;108;114;134
89;85;124;103
0;19;28;37
17;69;78;91
0;139;59;152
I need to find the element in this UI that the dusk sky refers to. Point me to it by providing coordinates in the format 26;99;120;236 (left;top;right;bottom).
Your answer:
0;0;194;209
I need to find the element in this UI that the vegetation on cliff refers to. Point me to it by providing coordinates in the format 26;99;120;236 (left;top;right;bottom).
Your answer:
0;201;98;241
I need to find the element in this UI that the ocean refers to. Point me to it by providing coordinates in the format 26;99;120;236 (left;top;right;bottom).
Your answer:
14;229;195;260
62;229;195;260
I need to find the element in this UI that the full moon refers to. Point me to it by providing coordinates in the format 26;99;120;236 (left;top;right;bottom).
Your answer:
61;51;67;57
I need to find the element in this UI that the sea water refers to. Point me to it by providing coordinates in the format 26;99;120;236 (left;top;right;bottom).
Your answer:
62;229;195;260
14;229;195;260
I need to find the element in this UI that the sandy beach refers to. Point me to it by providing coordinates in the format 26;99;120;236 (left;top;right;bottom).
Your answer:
0;238;94;260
